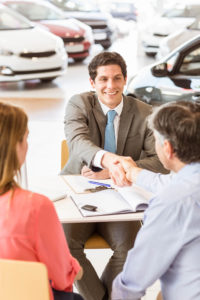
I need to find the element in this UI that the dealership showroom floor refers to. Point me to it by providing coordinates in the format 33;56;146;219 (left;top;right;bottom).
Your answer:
0;24;160;299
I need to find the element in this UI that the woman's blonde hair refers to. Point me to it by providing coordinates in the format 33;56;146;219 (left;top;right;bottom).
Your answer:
0;102;28;195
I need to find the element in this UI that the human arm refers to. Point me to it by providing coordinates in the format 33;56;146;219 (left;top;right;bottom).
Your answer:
100;152;133;186
35;197;82;291
64;94;103;169
115;156;173;193
81;165;110;179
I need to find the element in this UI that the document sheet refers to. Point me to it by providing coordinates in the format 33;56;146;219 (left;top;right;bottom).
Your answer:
67;180;154;217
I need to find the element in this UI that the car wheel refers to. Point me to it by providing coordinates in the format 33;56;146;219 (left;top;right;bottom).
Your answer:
40;77;56;83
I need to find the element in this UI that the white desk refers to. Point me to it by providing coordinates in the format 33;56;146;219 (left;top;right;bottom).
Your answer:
54;196;143;223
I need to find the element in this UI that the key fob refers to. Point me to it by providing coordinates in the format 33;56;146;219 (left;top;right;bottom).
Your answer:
81;205;98;211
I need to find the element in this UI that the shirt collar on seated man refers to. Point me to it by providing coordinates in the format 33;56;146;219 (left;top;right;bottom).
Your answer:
98;97;123;117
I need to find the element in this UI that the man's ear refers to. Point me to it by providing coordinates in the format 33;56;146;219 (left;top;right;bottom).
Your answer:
89;77;95;89
164;140;174;159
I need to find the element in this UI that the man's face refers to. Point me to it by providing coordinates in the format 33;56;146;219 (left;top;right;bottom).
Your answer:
89;64;127;109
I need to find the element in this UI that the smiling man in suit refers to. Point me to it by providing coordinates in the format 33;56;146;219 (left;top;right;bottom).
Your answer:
61;51;167;300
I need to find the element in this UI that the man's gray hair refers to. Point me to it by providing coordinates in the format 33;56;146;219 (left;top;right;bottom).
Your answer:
147;101;200;163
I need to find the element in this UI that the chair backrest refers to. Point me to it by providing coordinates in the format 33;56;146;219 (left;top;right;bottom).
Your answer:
61;139;69;170
0;259;50;300
156;291;163;300
60;140;110;249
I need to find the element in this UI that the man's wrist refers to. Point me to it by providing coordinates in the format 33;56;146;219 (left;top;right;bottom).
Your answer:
131;167;142;183
101;152;119;169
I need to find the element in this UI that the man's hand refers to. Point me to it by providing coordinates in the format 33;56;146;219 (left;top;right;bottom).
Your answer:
117;156;142;183
81;166;110;179
109;162;132;186
101;152;132;186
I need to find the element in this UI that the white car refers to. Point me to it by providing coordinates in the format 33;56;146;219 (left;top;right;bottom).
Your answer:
0;4;67;82
140;1;200;56
158;20;200;59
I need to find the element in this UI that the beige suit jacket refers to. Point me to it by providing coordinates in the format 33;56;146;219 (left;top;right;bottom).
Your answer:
61;91;166;174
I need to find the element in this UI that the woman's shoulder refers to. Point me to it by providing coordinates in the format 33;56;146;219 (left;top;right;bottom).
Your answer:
14;188;52;208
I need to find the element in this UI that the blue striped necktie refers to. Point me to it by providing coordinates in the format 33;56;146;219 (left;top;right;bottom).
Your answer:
104;110;117;153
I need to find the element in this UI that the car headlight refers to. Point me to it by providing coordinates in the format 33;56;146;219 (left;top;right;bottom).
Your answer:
0;66;13;76
0;49;13;56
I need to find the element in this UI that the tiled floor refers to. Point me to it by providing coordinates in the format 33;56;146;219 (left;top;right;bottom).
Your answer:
0;25;159;299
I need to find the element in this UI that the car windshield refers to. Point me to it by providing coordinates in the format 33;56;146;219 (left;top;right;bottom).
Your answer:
110;2;134;13
0;8;33;30
5;2;64;21
166;52;179;72
51;0;99;12
189;20;200;30
162;8;186;18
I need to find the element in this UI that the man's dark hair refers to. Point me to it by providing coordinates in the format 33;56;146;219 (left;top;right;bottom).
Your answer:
149;101;200;163
88;51;127;81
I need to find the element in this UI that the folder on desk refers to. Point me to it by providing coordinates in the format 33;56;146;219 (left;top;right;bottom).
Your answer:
61;175;113;194
62;175;154;217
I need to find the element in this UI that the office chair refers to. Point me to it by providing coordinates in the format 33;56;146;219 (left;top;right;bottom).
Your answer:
0;259;50;300
61;140;109;249
156;291;163;300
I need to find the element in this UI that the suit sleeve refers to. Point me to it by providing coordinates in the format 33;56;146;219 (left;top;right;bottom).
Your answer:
35;196;81;292
64;94;101;167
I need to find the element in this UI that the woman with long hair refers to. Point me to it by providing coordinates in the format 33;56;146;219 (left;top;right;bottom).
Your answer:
0;102;83;300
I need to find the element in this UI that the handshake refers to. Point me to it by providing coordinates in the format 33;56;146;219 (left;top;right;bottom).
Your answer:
101;152;142;186
81;152;143;186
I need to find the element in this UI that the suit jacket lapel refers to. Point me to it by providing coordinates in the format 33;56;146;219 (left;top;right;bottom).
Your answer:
92;94;107;147
117;96;136;155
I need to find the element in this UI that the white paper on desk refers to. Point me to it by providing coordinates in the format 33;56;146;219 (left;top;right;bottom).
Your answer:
117;184;154;210
71;184;154;217
62;175;113;193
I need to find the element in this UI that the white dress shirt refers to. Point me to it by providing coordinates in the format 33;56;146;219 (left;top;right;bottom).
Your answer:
93;98;123;169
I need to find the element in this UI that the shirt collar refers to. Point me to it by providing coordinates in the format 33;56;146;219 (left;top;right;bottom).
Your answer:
98;97;123;116
174;162;200;180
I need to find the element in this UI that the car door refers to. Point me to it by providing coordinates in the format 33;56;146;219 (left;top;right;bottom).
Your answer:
153;52;186;104
171;45;200;103
155;44;200;103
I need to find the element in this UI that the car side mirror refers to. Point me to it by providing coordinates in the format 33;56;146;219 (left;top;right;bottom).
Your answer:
151;63;168;77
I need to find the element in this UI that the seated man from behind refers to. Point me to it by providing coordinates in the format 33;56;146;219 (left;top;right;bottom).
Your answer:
61;51;167;300
111;101;200;300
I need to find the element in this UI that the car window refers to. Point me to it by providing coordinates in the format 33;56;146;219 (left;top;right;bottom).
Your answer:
187;6;200;17
165;52;179;72
179;47;200;75
189;20;200;30
162;8;186;18
110;3;133;13
51;0;99;12
6;3;63;20
163;5;200;18
0;9;32;30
